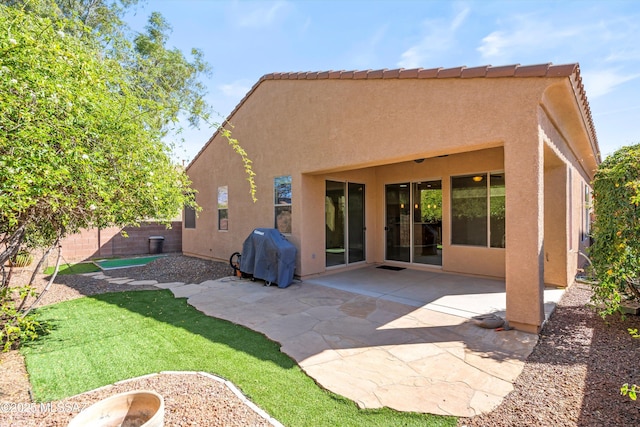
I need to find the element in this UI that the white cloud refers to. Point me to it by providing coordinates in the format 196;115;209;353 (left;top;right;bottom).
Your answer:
477;15;581;63
218;79;253;98
397;6;470;68
581;69;640;99
234;0;290;28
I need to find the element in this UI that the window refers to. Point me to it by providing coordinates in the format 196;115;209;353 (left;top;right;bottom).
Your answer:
489;174;506;248
451;173;505;248
218;186;228;231
274;176;292;234
184;205;196;229
582;183;591;241
182;194;196;228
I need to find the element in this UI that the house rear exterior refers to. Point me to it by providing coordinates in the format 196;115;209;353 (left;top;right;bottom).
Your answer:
184;63;600;333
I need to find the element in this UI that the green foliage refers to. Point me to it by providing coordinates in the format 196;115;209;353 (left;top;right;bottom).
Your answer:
0;2;213;344
0;285;48;351
1;5;197;254
220;127;257;202
0;3;257;269
590;144;640;316
9;250;33;267
621;383;638;401
419;189;442;223
43;262;100;275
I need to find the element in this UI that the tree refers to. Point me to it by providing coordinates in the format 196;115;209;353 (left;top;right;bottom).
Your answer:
0;2;254;349
589;143;640;316
0;3;196;254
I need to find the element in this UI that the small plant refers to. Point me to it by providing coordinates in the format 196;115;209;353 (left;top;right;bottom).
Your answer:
0;285;48;351
621;328;639;401
621;383;638;401
9;251;33;268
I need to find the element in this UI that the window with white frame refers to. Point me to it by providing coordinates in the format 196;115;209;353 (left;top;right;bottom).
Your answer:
451;173;505;248
274;176;292;234
218;186;228;231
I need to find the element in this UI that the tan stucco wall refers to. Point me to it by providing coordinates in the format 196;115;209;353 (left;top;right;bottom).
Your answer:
538;104;595;286
185;75;599;333
544;152;569;287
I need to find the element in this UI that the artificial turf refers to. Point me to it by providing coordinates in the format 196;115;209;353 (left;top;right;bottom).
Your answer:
93;255;163;270
22;290;456;427
43;262;100;275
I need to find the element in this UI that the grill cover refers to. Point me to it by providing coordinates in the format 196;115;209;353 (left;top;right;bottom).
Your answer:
239;228;297;288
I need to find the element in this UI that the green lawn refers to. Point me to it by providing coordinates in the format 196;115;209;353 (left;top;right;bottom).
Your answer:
43;262;100;275
93;255;163;270
23;290;456;427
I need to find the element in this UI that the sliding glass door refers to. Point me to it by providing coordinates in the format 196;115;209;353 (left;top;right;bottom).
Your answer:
385;181;442;266
385;183;411;262
326;181;366;267
413;181;442;265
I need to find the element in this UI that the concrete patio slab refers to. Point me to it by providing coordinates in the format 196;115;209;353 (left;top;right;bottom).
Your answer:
177;266;564;417
153;281;186;289
127;279;158;286
169;283;207;298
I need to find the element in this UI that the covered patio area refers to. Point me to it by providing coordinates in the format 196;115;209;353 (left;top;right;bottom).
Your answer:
306;265;563;321
173;266;565;417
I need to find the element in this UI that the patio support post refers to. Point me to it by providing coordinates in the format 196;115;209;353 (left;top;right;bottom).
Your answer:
504;136;545;333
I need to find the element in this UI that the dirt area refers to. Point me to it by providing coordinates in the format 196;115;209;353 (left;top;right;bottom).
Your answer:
1;255;639;426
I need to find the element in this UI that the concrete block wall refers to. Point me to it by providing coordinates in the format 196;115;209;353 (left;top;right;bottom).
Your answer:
59;221;182;262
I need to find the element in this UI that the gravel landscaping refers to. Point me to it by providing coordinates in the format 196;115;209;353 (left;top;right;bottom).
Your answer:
1;254;639;426
457;281;640;427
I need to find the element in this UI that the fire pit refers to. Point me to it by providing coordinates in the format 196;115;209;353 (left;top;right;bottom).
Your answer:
67;390;164;427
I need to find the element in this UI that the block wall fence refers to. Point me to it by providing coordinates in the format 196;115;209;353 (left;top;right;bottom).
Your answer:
57;221;182;263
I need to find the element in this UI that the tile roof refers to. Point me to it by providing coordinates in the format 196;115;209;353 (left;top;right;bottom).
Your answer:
262;62;578;80
190;63;599;167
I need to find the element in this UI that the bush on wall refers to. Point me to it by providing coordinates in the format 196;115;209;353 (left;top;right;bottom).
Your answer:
590;143;640;315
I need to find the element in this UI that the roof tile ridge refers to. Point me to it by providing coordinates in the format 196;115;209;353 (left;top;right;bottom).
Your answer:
418;68;441;78
437;66;466;78
461;65;490;78
398;68;423;78
567;63;600;160
485;64;520;77
382;68;403;78
514;63;551;77
547;63;579;77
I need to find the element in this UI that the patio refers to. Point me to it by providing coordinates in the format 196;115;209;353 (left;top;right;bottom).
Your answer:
162;266;564;417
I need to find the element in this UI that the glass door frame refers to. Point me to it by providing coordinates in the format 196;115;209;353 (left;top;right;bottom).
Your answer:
325;180;366;268
384;179;443;266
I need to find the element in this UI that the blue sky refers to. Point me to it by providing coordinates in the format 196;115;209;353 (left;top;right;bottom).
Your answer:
125;0;640;163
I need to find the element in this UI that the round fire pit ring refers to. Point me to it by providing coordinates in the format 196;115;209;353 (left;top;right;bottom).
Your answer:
67;389;164;427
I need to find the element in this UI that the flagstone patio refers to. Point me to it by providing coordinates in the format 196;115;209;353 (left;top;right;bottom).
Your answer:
152;266;563;417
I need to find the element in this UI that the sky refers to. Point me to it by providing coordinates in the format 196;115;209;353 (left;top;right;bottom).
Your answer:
124;0;640;164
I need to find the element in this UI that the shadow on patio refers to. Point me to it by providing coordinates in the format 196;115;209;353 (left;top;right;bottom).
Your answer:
179;265;565;417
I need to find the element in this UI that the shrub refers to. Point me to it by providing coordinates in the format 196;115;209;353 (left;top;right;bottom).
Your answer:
0;285;48;352
590;144;640;316
9;251;33;268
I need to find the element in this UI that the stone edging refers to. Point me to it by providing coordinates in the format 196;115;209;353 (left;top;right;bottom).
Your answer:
67;371;284;427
